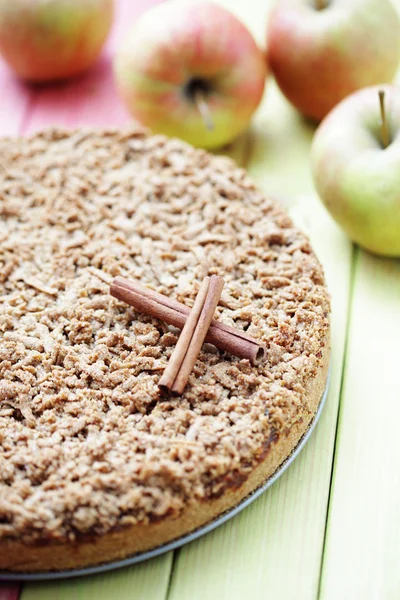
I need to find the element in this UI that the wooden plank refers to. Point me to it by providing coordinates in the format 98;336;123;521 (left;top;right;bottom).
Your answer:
320;2;400;595
319;251;400;600
21;555;172;600
0;58;31;137
167;1;353;599
0;585;20;600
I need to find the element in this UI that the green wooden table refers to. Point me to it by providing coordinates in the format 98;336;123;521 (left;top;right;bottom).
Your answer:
1;1;399;598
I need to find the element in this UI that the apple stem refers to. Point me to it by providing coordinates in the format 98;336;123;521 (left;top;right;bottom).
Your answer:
315;0;327;9
379;90;390;148
193;89;214;131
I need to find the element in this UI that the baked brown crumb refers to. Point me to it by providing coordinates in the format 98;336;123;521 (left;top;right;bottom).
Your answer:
0;128;330;543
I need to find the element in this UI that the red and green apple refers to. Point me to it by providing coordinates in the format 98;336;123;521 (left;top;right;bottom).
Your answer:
0;0;114;82
267;0;400;122
114;1;267;149
311;85;400;257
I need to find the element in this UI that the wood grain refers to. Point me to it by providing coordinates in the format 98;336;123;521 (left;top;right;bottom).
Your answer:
0;586;20;600
20;555;172;600
320;1;400;596
319;251;400;600
0;60;31;137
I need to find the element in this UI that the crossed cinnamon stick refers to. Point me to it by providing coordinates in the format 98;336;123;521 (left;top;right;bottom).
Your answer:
110;276;266;394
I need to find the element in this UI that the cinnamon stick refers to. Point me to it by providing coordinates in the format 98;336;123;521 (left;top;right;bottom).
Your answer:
110;276;267;365
159;276;224;393
159;277;211;392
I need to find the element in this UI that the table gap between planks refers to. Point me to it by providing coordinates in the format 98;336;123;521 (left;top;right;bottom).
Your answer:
0;1;399;599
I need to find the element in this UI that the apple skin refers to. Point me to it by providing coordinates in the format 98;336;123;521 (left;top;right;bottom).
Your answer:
311;85;400;257
267;0;400;122
0;0;114;82
114;1;267;149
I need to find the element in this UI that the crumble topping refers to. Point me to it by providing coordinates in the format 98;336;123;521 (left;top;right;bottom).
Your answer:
0;128;329;543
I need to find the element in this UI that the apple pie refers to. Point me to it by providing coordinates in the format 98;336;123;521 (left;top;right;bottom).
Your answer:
0;128;330;573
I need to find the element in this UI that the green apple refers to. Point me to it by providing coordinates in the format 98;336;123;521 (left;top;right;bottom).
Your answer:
267;0;400;121
113;1;267;149
0;0;113;82
311;84;400;257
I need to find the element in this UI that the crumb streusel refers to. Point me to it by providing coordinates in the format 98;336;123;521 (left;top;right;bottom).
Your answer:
0;128;329;544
